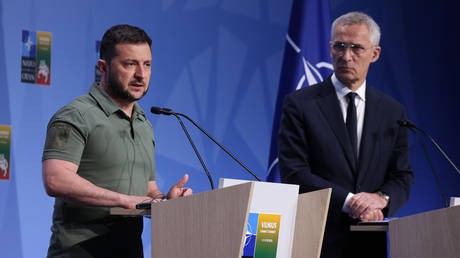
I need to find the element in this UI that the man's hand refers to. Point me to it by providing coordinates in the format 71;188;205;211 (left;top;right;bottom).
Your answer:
167;174;193;199
122;195;156;210
359;208;384;222
348;192;388;219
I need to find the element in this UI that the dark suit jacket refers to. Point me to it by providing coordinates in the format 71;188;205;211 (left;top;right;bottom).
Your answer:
278;77;414;257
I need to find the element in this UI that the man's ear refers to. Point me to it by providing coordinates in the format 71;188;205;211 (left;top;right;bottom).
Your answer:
97;59;108;76
371;46;381;63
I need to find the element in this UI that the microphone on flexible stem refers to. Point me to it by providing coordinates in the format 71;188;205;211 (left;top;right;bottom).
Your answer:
174;112;262;182
398;120;460;176
397;119;457;208
151;106;215;190
151;106;262;182
150;107;174;116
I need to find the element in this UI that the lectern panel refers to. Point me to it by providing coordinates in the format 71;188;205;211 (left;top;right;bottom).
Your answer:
151;182;254;258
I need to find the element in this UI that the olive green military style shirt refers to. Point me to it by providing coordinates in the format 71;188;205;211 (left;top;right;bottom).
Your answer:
43;83;156;253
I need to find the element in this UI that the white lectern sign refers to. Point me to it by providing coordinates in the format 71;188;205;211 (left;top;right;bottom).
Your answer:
219;178;299;258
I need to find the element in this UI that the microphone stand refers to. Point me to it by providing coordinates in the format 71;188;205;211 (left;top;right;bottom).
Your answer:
407;122;460;176
399;119;460;208
151;106;262;182
174;112;262;182
151;106;215;190
172;113;215;190
409;127;448;207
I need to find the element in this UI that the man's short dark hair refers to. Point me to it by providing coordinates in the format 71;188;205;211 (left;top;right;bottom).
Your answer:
100;24;152;63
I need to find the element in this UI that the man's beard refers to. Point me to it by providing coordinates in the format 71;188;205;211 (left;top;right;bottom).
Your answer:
106;70;148;102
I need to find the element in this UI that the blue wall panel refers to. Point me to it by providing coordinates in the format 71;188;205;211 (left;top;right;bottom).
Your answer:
0;0;459;257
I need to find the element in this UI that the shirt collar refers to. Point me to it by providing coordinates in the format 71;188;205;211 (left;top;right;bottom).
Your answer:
132;103;146;121
89;83;146;120
331;73;366;102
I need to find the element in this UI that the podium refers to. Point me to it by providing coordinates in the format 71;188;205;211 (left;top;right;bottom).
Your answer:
389;205;460;258
351;205;460;258
111;181;331;258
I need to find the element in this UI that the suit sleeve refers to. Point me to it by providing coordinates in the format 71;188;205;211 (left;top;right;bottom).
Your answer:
278;94;350;212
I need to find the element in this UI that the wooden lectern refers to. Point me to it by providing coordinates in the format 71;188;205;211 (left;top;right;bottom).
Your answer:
389;205;460;258
351;205;460;258
111;181;331;258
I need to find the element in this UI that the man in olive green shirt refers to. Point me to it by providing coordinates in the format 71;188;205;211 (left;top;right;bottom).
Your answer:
42;24;192;257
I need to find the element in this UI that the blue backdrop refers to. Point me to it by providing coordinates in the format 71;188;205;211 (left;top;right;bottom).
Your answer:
0;0;458;257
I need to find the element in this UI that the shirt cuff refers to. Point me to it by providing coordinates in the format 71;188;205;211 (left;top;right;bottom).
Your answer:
342;192;354;214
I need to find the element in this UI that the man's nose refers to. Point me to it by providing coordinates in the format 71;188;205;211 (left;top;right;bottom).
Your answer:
341;47;354;61
134;65;146;78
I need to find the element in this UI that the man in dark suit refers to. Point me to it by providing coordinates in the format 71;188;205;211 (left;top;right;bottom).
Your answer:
278;12;414;258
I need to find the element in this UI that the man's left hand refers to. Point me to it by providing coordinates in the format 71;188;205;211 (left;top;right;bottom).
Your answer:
167;174;193;199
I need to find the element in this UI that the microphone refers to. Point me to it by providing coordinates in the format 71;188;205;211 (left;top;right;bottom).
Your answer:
397;119;460;207
397;120;460;175
151;106;262;182
151;106;214;189
150;106;174;116
396;119;411;127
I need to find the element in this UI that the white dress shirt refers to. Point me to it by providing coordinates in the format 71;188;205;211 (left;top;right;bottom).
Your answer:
331;73;366;214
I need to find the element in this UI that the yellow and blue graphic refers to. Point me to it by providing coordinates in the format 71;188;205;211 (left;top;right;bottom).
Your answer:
0;125;11;180
243;213;281;258
21;30;52;85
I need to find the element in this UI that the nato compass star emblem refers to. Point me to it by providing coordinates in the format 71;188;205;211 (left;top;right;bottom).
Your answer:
24;36;33;52
22;30;36;58
245;223;256;247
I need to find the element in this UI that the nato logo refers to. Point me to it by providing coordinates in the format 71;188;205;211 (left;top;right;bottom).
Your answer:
285;34;333;90
243;213;258;257
22;30;36;58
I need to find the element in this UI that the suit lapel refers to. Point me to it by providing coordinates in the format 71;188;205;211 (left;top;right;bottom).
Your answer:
357;86;382;181
316;79;357;173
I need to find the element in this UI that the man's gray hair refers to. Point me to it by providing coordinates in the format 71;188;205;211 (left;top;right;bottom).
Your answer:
331;12;381;46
